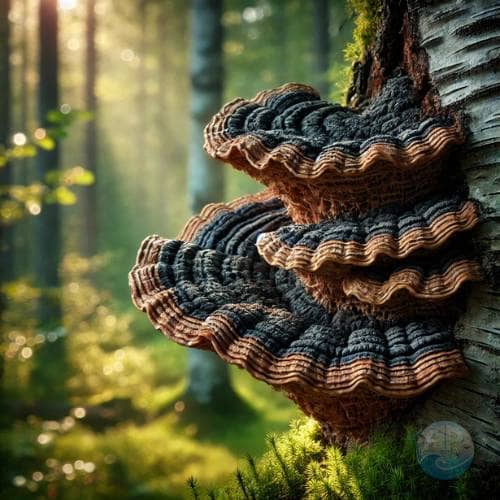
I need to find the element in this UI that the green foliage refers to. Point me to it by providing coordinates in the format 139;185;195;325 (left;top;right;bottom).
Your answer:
198;419;475;500
0;111;94;224
336;0;382;101
2;253;296;498
344;0;382;65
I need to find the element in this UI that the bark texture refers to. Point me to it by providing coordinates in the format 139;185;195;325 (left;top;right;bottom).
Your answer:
413;0;500;467
347;0;499;467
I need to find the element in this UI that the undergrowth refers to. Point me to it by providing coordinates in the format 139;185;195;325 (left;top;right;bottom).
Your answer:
191;418;476;500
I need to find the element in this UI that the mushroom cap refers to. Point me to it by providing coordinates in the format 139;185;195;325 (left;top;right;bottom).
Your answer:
204;76;465;222
129;235;467;398
204;76;464;180
131;70;481;440
173;191;481;320
296;246;482;321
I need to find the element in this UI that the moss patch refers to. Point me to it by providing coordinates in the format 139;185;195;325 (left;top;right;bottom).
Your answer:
194;418;478;499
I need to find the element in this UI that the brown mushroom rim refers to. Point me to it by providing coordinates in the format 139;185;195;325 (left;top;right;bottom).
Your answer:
343;259;483;305
256;201;480;269
178;190;276;242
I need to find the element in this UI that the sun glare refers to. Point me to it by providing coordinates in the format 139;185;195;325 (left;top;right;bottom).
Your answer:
58;0;78;11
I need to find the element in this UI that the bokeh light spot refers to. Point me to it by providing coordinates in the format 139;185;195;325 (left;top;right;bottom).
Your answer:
12;132;27;146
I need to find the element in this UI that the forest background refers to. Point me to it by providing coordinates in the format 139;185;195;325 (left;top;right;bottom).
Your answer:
0;0;359;498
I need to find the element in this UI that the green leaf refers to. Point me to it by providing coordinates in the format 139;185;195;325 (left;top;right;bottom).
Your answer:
69;168;95;186
47;186;77;205
45;170;62;186
36;136;56;150
9;144;37;159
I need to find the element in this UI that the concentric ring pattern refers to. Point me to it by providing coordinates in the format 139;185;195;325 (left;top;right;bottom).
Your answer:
130;74;481;441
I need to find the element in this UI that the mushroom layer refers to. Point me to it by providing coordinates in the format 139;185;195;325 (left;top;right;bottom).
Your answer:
205;76;464;222
129;235;467;398
256;195;481;269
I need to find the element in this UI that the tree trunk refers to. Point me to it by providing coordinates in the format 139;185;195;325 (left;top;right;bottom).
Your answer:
32;0;66;400
0;0;11;389
136;0;148;219
156;1;169;223
16;0;32;274
185;0;235;406
348;0;499;468
0;0;13;285
312;0;330;96
274;0;288;84
412;0;500;468
82;0;98;256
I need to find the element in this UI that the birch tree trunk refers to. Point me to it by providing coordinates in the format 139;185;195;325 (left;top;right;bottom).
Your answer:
273;0;288;84
413;0;500;467
347;0;499;468
185;0;236;406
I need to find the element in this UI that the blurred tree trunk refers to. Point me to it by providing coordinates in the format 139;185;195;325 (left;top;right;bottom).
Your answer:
0;0;12;388
348;0;499;468
16;0;31;273
312;0;330;96
185;0;236;407
0;0;13;284
136;0;148;221
156;1;169;222
82;0;98;256
19;0;28;135
32;0;66;400
274;0;288;84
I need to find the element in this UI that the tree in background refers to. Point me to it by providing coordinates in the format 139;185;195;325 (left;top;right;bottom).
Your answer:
0;0;12;392
136;0;149;219
155;0;170;220
32;0;66;400
185;0;239;408
0;0;13;288
273;0;288;84
82;0;98;256
16;0;32;273
312;0;330;96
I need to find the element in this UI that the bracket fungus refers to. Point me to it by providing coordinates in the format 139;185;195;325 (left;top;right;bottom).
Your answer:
130;75;482;444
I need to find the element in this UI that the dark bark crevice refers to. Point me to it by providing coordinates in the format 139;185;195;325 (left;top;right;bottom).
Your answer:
347;0;440;115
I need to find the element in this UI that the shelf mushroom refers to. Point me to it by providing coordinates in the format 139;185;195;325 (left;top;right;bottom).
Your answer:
130;75;481;443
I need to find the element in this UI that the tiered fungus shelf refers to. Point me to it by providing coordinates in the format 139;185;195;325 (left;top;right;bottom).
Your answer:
130;74;482;443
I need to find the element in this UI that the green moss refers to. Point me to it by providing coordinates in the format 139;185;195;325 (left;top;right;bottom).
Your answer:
198;418;476;500
344;0;383;66
330;0;382;102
